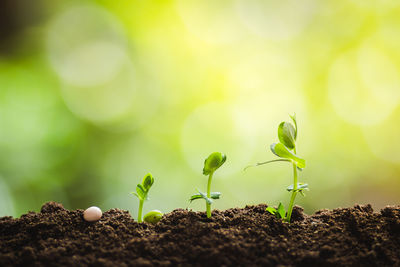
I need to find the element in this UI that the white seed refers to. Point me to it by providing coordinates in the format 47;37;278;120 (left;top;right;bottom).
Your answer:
83;206;102;222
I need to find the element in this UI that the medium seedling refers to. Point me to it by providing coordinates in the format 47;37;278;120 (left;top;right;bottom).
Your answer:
190;152;226;218
247;114;308;223
132;173;154;223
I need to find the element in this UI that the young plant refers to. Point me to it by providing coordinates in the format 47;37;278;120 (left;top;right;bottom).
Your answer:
132;173;154;223
190;152;226;218
247;114;308;223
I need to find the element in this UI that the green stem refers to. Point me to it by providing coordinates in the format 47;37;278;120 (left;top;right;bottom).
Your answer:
256;159;291;166
206;171;214;218
286;148;298;223
138;199;144;223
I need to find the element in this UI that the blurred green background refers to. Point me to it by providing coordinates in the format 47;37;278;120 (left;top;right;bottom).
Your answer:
1;0;400;218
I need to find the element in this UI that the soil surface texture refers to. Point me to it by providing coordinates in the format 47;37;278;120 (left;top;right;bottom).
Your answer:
1;202;399;266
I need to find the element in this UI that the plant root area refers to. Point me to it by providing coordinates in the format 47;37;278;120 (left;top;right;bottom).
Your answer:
1;202;399;266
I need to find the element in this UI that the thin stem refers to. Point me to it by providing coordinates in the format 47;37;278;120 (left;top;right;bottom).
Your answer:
256;159;292;166
286;147;298;223
244;159;291;171
138;199;144;223
206;171;214;218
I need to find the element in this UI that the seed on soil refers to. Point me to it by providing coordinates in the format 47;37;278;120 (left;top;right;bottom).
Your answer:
143;210;163;224
83;206;102;222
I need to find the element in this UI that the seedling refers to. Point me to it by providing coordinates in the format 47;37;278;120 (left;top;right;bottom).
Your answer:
131;173;154;223
190;152;226;218
247;114;308;223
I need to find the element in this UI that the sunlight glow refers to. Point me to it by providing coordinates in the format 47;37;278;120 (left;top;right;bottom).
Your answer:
47;5;127;87
328;41;400;126
236;0;315;40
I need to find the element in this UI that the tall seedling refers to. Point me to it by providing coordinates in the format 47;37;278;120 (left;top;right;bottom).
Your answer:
247;115;308;223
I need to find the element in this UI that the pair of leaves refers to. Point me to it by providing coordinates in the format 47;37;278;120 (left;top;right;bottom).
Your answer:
266;202;286;219
203;152;227;175
269;114;305;168
132;173;154;201
287;183;309;196
190;191;221;205
270;143;305;168
244;114;305;170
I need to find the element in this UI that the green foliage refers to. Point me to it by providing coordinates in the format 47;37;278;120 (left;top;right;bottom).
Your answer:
133;173;154;202
143;210;163;224
135;184;146;200
287;183;309;196
266;203;286;219
142;173;154;191
191;152;226;218
270;143;305;168
132;173;155;222
278;122;296;149
190;191;221;203
203;152;226;175
246;114;308;223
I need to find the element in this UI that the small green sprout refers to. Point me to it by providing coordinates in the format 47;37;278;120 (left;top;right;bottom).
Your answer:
190;152;226;218
131;173;154;223
266;203;285;219
247;114;308;223
143;210;163;224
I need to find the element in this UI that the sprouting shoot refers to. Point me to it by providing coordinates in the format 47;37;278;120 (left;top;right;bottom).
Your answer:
132;173;154;223
190;152;226;218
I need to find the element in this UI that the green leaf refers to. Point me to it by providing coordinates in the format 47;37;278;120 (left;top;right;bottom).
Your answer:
136;184;146;200
266;203;285;219
289;113;297;141
189;194;203;202
266;206;277;215
278;122;296;150
286;183;309;192
203;152;227;175
142;173;154;191
277;202;286;219
210;192;221;199
131;192;139;199
190;190;214;204
270;143;306;168
198;190;213;205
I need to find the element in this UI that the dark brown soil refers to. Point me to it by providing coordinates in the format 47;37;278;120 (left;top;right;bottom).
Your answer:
1;202;399;266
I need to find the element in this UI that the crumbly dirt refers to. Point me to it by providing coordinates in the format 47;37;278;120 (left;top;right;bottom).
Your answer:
0;202;399;266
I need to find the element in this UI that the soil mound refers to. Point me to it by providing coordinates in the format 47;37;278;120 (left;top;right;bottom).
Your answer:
1;202;399;266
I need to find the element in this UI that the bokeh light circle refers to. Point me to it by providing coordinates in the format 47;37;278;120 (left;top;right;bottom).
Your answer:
176;0;246;44
362;108;400;163
60;63;137;125
236;0;316;40
328;40;400;126
47;5;127;87
227;50;307;137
